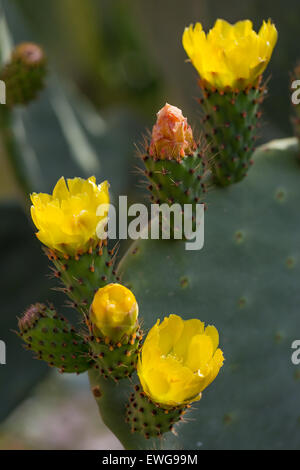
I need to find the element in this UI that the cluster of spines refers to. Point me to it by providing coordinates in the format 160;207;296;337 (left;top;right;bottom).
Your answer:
87;328;143;382
0;42;47;107
141;139;212;207
46;240;118;315
18;303;92;374
125;385;188;439
198;78;266;186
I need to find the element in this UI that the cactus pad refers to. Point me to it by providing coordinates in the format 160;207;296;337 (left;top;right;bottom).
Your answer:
47;241;117;314
199;81;265;186
142;143;211;206
18;303;92;374
102;137;300;450
88;328;143;382
126;385;186;438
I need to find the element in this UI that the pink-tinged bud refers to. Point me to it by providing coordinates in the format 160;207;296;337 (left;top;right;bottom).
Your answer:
149;103;194;160
12;43;45;66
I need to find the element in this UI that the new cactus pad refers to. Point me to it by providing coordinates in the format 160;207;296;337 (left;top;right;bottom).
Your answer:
46;241;117;315
125;385;186;438
87;329;143;382
198;82;265;185
18;304;91;374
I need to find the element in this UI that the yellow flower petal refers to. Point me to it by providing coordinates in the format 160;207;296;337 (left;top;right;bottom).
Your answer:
173;318;204;360
30;176;110;254
52;176;69;201
182;18;277;90
185;334;213;371
205;325;219;353
138;315;224;407
157;314;184;356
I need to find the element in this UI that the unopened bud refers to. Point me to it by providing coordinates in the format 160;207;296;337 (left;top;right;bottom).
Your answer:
1;42;47;107
149;103;194;160
90;284;139;342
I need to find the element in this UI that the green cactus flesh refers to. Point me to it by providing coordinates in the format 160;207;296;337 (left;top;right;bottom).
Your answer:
142;145;211;206
88;328;143;381
47;243;117;315
90;137;300;450
200;83;264;186
141;146;211;237
88;369;182;450
126;385;186;439
18;304;92;374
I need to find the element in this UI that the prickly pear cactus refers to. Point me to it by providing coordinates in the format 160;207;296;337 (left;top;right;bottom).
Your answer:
143;147;210;207
125;384;186;439
88;369;182;450
18;303;92;374
46;241;118;315
12;10;297;451
96;137;300;450
88;328;143;382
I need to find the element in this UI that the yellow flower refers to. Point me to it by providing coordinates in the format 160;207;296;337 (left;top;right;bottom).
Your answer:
149;103;194;160
30;176;109;255
182;19;277;90
137;314;224;407
90;283;139;342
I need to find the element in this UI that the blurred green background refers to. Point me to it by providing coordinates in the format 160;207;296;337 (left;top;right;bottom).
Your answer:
0;0;299;450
